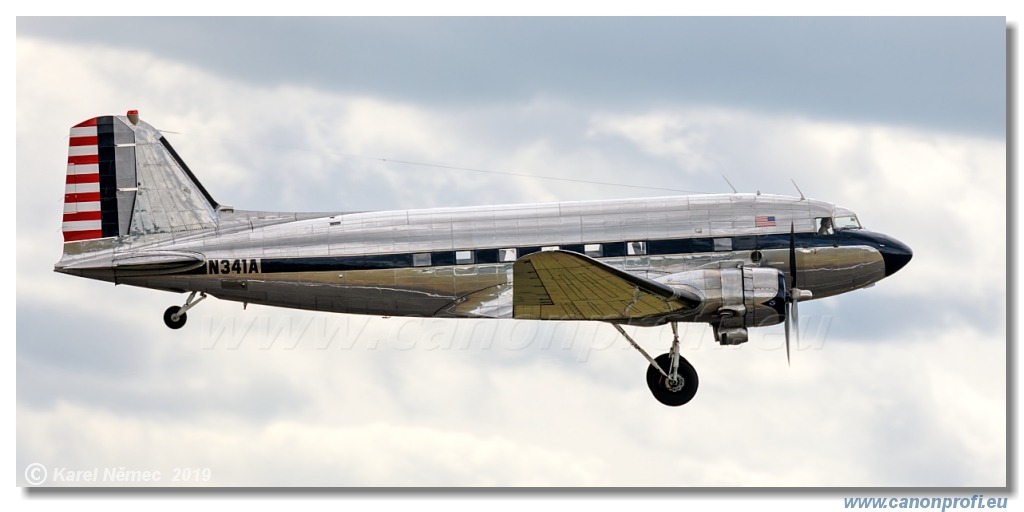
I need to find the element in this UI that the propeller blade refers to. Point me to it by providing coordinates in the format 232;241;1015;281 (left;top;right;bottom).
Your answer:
789;221;797;289
785;221;797;366
792;294;800;350
784;301;791;366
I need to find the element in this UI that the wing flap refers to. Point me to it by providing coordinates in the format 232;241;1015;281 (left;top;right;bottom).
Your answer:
512;250;701;321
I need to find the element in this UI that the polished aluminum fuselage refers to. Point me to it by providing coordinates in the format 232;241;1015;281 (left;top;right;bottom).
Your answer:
57;193;901;323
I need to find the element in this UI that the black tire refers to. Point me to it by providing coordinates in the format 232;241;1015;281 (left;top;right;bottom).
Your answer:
163;306;187;329
646;353;699;406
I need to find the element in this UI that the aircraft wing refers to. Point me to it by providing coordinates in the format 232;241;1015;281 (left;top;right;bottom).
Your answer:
512;250;701;321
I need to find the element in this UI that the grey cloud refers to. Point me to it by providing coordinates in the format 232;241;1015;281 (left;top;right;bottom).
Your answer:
18;305;310;421
18;17;1005;137
18;303;154;379
797;292;1005;343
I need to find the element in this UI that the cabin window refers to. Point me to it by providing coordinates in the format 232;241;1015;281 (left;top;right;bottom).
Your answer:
714;238;733;251
499;248;517;262
455;250;474;264
834;215;861;230
413;253;431;267
541;245;559;252
626;241;647;256
584;244;603;258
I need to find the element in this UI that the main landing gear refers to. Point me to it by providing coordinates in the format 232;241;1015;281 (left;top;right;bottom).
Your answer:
163;291;207;329
613;322;699;407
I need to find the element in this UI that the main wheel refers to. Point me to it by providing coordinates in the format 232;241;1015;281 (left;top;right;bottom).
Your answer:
646;353;699;406
163;306;187;329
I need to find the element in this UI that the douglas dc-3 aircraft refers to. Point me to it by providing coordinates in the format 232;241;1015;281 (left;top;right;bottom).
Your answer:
55;112;912;406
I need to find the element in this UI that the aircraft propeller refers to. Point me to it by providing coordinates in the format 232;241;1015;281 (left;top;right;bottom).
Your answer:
784;221;809;366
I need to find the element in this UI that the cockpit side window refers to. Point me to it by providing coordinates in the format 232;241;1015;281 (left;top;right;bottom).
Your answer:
815;217;834;236
833;215;862;230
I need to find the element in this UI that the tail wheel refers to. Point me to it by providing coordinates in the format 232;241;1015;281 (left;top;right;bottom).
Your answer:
646;353;699;406
163;291;207;329
163;306;187;329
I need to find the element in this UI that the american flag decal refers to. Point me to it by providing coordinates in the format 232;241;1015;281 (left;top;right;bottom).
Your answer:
755;215;776;227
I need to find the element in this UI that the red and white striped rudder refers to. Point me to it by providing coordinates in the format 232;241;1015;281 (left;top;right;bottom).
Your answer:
62;117;104;241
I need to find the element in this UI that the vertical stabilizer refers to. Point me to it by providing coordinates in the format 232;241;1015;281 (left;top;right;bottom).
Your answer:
61;112;219;244
130;116;218;236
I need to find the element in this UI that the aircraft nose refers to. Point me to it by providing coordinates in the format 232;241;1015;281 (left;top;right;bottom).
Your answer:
880;237;913;277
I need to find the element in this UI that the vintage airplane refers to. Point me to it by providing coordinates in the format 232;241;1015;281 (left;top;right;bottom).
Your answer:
55;111;912;406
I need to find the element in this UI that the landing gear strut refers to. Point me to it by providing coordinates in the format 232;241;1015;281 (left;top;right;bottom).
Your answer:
163;291;207;329
613;322;699;406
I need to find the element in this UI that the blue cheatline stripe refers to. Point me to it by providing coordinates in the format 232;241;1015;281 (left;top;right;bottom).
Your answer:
188;231;876;275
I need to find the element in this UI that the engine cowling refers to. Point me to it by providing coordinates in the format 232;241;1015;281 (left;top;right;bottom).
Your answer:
658;266;787;345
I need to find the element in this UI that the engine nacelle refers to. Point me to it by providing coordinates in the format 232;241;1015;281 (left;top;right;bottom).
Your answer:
659;266;787;344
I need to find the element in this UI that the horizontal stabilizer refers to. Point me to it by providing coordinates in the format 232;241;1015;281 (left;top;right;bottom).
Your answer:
111;251;206;272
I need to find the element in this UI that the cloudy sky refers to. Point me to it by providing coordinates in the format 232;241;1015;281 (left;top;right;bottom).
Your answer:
15;16;1007;495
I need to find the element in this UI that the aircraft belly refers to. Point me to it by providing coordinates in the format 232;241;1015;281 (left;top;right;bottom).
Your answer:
120;266;509;317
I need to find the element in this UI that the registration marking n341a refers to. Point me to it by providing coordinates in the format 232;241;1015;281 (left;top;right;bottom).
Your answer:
206;258;261;275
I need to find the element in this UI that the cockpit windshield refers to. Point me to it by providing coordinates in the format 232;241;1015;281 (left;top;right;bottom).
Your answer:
834;215;861;230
